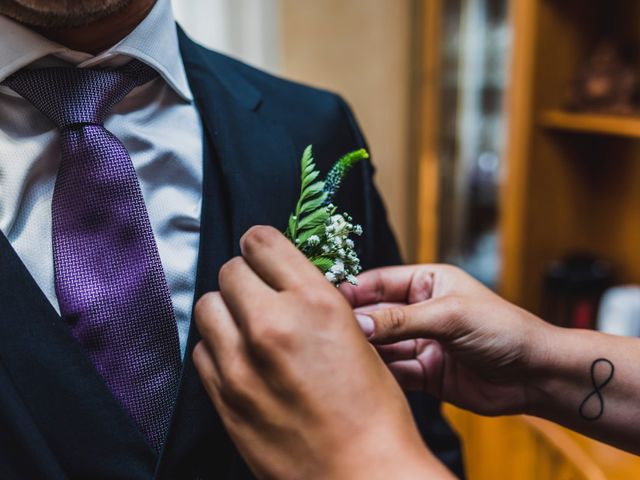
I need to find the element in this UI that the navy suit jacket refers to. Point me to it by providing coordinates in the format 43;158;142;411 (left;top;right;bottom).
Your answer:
0;27;463;479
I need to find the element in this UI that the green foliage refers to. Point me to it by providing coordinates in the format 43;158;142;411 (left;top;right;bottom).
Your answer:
284;145;368;285
310;257;334;271
284;145;328;242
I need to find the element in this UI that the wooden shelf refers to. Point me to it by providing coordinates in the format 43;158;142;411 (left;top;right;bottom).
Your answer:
503;0;640;313
539;110;640;139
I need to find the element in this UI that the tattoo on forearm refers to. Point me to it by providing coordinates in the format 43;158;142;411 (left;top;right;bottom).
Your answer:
579;358;614;421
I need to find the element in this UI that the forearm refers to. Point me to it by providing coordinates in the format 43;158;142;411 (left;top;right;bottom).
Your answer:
329;438;455;480
528;326;640;453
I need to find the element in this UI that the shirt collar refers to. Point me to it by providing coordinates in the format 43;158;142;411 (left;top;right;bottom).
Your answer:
0;0;192;102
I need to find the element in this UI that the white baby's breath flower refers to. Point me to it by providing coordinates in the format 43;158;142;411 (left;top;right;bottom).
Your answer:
346;274;358;285
329;214;347;231
345;239;355;249
325;271;337;282
330;261;345;275
306;235;320;247
354;225;363;236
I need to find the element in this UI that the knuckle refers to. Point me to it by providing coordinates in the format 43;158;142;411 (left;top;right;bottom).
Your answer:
440;295;469;335
241;225;279;253
440;264;463;277
383;306;407;333
373;270;386;304
218;256;244;286
409;268;435;303
194;292;218;330
249;322;296;354
306;287;342;312
444;295;466;319
192;342;209;372
308;290;334;310
192;342;219;386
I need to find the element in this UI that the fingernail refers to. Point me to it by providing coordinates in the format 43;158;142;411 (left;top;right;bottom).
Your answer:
356;314;375;338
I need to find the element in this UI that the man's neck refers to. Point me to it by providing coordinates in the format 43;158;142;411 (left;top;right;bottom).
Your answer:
33;0;156;55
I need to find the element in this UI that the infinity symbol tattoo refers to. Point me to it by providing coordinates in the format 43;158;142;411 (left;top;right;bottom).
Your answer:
579;358;614;421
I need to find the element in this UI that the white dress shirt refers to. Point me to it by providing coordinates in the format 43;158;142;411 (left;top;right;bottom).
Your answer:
0;0;203;357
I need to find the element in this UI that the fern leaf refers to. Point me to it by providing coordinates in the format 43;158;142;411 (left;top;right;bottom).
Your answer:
298;206;330;230
300;181;325;202
301;169;320;189
297;225;326;246
299;195;327;216
310;257;334;272
300;145;314;174
285;213;297;240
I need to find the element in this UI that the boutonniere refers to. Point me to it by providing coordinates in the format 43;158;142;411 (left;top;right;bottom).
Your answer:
284;145;368;286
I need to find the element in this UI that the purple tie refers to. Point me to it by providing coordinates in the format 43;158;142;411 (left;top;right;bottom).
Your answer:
3;61;181;452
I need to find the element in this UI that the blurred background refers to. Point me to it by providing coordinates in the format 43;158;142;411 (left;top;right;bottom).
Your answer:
173;0;640;478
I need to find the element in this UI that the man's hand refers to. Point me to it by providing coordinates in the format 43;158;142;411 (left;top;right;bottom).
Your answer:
341;265;553;416
193;227;451;480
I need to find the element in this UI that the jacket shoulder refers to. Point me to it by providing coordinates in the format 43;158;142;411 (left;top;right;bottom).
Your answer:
193;45;349;127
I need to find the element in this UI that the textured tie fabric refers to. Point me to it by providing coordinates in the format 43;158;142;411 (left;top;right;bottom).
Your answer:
2;61;182;452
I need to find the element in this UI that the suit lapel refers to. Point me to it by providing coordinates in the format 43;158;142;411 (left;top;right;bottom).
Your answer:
0;233;157;479
156;29;298;478
178;30;298;251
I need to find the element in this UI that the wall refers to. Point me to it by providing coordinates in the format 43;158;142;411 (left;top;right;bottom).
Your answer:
171;0;281;72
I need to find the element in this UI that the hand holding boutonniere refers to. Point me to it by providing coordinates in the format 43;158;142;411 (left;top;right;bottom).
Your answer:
284;145;368;286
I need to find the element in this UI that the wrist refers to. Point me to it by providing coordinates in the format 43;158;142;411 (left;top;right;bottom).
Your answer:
522;320;564;417
326;428;452;480
523;324;604;420
337;447;450;480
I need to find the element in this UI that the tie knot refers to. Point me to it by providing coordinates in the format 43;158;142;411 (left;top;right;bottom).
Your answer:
2;60;157;130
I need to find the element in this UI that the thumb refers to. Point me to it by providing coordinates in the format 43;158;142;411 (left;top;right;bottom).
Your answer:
366;296;467;345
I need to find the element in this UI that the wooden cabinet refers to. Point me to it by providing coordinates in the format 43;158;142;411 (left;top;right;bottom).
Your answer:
501;0;640;311
416;0;640;477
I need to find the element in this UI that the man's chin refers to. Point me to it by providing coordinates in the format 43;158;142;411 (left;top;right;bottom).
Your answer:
0;0;133;28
